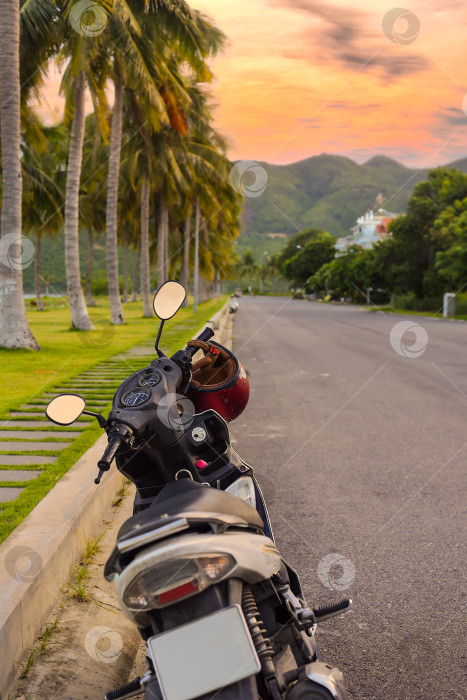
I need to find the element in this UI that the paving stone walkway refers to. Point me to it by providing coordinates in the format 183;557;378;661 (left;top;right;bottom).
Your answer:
0;341;157;506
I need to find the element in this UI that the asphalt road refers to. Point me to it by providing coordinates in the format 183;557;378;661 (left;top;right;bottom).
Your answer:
230;297;466;700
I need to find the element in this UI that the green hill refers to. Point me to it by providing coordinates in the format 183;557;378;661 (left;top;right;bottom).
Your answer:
238;153;467;256
22;154;467;291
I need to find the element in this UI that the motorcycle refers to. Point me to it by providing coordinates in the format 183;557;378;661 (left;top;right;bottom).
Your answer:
45;281;351;700
229;296;239;314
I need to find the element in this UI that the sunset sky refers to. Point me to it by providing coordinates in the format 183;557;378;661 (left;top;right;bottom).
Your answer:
38;0;467;168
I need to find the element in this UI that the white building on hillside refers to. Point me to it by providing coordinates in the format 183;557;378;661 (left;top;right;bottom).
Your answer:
336;208;399;253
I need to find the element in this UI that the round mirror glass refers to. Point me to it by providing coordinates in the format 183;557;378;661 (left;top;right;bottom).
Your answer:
153;281;186;320
46;394;86;425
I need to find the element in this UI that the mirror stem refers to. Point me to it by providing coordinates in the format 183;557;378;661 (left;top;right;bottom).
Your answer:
155;320;166;357
83;410;107;428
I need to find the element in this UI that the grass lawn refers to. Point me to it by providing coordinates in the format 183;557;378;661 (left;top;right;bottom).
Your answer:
368;306;467;321
0;295;226;543
2;296;226;419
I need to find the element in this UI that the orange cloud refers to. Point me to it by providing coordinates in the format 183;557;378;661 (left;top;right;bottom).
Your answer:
33;0;467;168
195;0;467;166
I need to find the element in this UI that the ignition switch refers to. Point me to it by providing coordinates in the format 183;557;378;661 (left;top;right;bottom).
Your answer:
192;427;206;443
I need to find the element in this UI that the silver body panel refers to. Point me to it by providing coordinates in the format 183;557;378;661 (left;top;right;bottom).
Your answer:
115;530;281;626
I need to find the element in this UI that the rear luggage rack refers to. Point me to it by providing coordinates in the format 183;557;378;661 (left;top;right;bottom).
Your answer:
117;517;188;553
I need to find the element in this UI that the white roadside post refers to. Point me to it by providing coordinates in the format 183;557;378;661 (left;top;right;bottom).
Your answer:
443;292;456;318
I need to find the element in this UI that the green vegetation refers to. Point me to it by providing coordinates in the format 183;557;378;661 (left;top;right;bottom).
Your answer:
112;477;131;508
278;228;337;289
275;167;467;311
66;532;105;602
20;617;61;678
1;1;240;349
1;296;224;416
369;307;467;321
0;296;225;544
240;154;467;244
230;249;289;295
369;292;467;319
22;230;137;294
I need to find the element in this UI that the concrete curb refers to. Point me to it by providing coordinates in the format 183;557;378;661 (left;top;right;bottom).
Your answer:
1;300;233;699
0;434;123;698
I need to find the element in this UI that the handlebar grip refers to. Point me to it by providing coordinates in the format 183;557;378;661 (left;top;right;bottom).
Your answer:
186;327;215;358
98;434;123;472
198;327;215;342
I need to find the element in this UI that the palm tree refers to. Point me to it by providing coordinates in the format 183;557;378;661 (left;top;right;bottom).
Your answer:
0;0;41;349
119;0;226;297
42;271;55;297
22;116;65;311
175;79;240;308
61;71;96;328
104;65;125;323
59;0;112;329
240;250;258;290
140;175;152;316
80;114;108;307
118;151;140;303
94;0;214;323
180;205;192;304
101;1;172;324
131;242;140;301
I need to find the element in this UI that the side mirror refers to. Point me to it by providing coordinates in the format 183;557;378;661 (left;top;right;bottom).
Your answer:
46;394;86;426
153;281;186;320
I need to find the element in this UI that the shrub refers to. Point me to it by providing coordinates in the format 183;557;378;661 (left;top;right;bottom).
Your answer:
453;293;467;315
394;294;443;312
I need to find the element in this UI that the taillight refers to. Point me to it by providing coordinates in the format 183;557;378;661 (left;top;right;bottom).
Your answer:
122;554;235;610
157;579;200;606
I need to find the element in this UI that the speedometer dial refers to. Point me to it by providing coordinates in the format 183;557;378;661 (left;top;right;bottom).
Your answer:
121;390;150;407
139;373;161;387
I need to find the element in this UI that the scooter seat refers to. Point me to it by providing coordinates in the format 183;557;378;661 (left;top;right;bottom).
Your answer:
104;481;264;581
118;480;264;541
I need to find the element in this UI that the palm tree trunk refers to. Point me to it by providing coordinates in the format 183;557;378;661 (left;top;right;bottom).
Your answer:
131;242;140;302
105;68;124;325
64;70;94;331
163;204;169;282
181;210;190;306
123;230;129;303
193;197;200;313
34;233;44;311
140;177;152;317
156;197;165;287
0;0;40;349
85;229;96;306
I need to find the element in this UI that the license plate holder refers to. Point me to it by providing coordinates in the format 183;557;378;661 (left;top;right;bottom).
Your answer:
147;604;260;700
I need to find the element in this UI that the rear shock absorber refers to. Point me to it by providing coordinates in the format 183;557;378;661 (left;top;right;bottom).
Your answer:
242;585;281;700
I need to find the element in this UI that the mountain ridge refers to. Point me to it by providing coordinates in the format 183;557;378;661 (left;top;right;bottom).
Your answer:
240;153;467;243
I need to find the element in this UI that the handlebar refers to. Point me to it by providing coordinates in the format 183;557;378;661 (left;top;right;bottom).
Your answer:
186;327;215;358
98;434;123;471
95;424;133;484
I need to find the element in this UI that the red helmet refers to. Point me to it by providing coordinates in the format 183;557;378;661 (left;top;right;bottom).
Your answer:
185;340;249;422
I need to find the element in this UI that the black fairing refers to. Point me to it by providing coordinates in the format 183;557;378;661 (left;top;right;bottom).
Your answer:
118;480;264;538
109;358;184;446
107;357;242;503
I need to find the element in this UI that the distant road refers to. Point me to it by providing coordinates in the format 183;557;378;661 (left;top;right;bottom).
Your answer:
231;297;466;700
